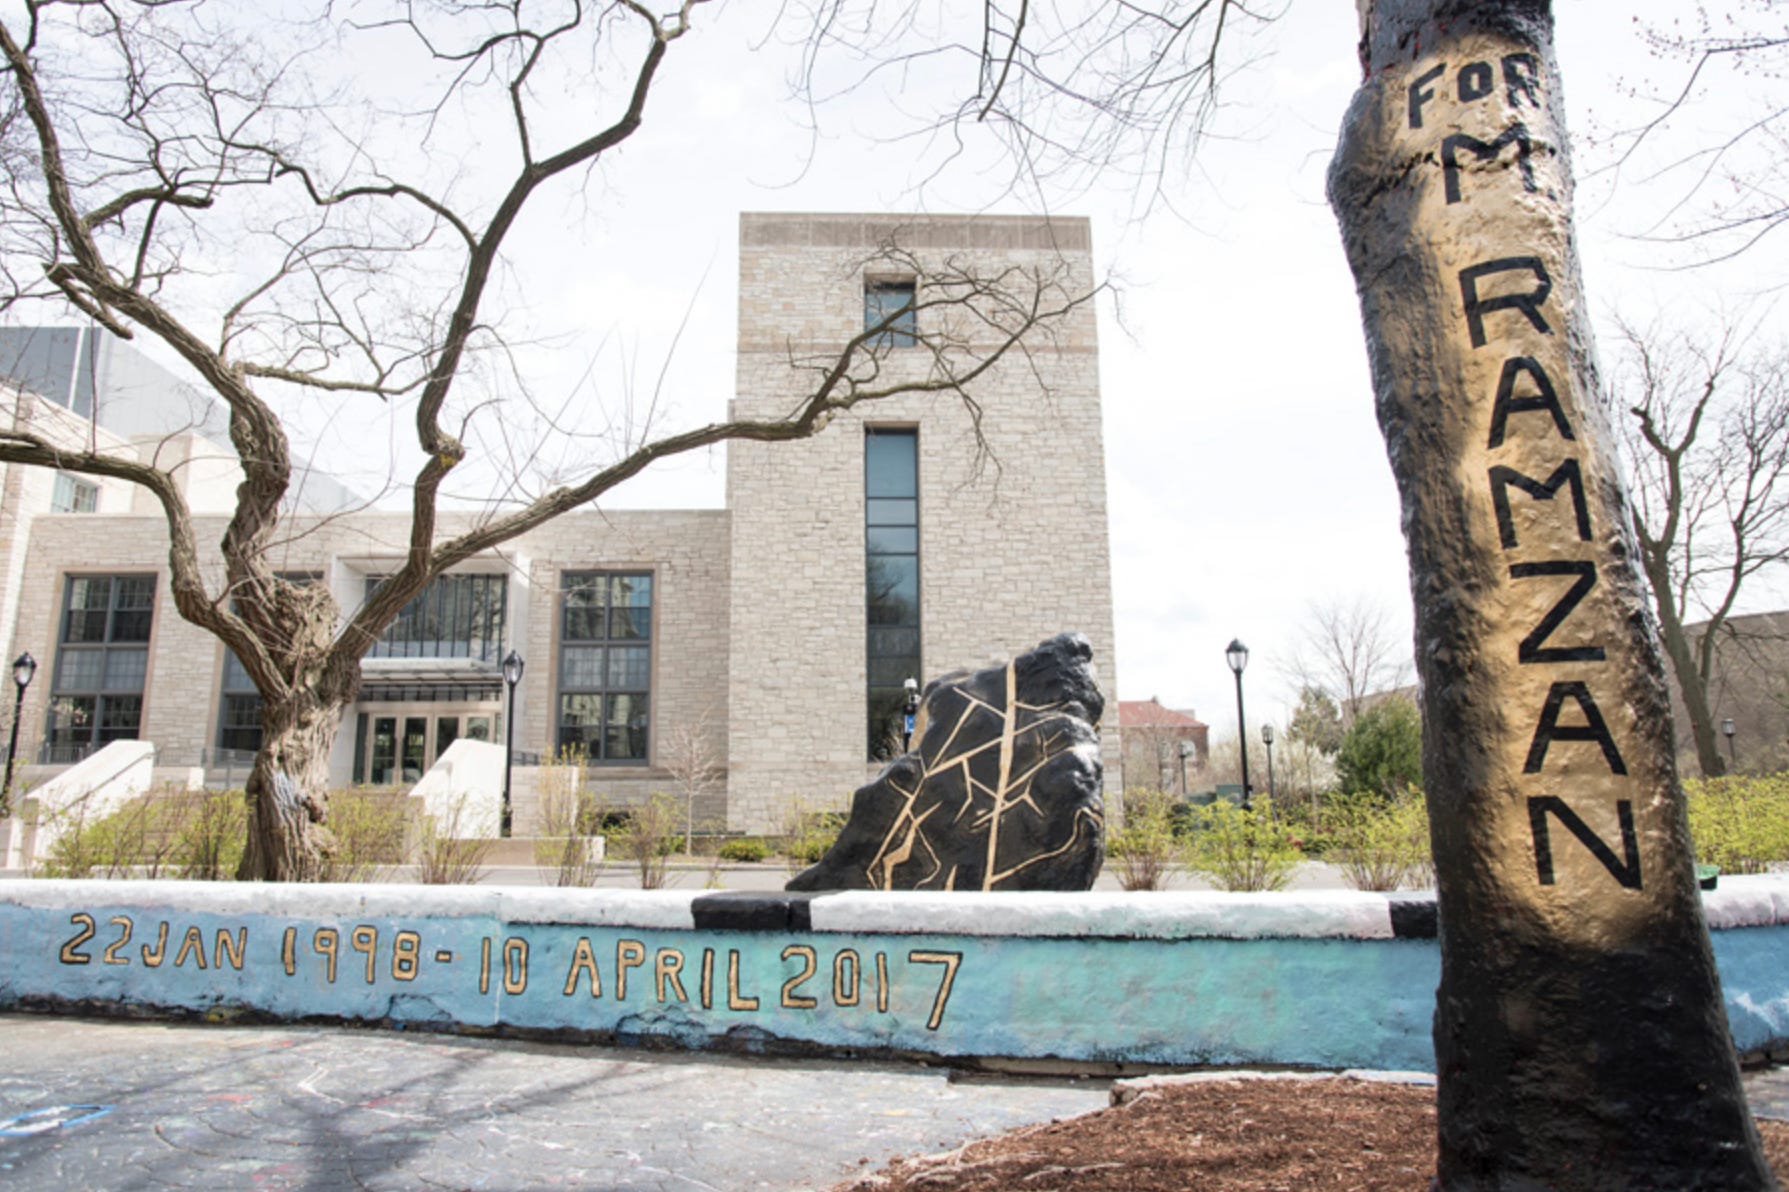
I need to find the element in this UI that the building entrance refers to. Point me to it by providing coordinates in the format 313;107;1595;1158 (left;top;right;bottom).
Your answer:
353;706;500;786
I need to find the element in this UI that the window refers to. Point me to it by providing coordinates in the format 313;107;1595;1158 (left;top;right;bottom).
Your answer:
365;573;507;662
866;428;920;759
47;574;154;760
50;473;98;514
557;572;652;762
864;278;917;347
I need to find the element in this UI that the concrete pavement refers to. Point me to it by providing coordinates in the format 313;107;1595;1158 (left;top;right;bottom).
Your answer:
3;1013;1787;1190
0;1014;1112;1191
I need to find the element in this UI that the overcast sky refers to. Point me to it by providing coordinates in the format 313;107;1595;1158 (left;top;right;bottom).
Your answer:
15;1;1786;739
422;0;1780;737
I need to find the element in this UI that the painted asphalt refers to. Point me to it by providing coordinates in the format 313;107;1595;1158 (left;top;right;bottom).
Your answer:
1;1013;1785;1191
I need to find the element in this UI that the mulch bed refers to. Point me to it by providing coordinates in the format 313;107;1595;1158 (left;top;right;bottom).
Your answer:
831;1077;1789;1191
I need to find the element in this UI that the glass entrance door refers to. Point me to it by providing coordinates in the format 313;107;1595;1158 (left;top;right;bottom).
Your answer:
354;709;500;785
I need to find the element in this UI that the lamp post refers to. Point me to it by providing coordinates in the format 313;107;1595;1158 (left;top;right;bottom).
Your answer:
2;652;35;818
1226;639;1251;809
501;649;524;838
1261;722;1276;808
902;676;920;753
1178;740;1193;796
1722;716;1737;773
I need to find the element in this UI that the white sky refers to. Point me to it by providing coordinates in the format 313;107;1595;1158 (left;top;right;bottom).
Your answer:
456;0;1782;737
14;1;1787;738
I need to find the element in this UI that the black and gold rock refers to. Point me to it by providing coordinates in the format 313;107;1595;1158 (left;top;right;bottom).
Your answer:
788;632;1104;892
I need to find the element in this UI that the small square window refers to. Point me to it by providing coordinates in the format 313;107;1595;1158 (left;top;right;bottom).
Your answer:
51;473;98;514
865;279;917;347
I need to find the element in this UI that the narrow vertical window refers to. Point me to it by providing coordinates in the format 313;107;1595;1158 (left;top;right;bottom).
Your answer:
866;428;920;760
864;279;917;347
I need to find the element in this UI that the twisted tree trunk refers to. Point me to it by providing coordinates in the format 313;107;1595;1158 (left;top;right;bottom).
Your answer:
1329;1;1773;1187
239;697;342;882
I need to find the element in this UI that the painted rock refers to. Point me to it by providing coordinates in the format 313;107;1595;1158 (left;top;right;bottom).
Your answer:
787;632;1105;892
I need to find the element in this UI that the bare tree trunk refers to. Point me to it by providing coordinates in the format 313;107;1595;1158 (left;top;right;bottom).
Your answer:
1329;1;1772;1187
1641;546;1730;776
238;693;344;882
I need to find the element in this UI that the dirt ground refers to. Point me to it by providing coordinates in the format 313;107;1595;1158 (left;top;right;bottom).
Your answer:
830;1076;1789;1192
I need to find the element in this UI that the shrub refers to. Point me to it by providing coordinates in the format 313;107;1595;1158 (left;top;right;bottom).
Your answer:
717;837;769;863
1107;788;1183;891
1685;772;1789;875
781;803;845;869
533;751;606;887
35;784;237;879
173;790;248;880
38;791;175;878
1327;787;1432;891
1183;797;1303;892
609;793;681;888
319;788;409;883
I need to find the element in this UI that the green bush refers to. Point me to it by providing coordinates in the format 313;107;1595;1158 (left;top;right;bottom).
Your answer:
319;787;409;883
717;837;769;863
1108;788;1183;890
782;808;845;867
1326;787;1431;891
609;794;681;888
175;790;248;880
1685;772;1789;875
1335;699;1422;798
1183;798;1303;891
38;787;246;879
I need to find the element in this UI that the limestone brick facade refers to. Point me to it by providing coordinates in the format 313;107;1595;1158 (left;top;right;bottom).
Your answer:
726;213;1120;832
0;213;1118;835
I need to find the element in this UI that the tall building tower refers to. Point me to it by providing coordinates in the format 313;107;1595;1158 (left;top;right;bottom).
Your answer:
725;213;1120;833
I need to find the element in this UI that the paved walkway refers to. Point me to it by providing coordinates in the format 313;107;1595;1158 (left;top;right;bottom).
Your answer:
2;1013;1785;1191
0;1014;1111;1191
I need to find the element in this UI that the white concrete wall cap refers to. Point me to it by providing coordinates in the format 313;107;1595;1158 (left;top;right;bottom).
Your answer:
1701;874;1789;930
806;889;1400;940
0;879;506;919
495;887;696;930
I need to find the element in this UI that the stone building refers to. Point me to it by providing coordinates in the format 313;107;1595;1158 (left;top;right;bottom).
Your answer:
0;213;1120;836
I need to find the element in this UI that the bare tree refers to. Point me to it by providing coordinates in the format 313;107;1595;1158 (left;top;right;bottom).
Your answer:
0;1;1095;879
1611;314;1789;777
1277;596;1412;726
658;708;723;856
1605;1;1789;264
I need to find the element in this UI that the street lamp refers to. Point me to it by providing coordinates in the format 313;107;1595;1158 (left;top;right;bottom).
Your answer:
1722;716;1737;773
1226;639;1252;809
902;676;920;753
501;649;525;838
1178;740;1194;796
1261;722;1276;808
2;652;35;818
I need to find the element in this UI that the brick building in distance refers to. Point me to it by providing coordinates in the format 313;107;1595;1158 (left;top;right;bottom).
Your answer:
0;212;1120;841
1117;698;1209;797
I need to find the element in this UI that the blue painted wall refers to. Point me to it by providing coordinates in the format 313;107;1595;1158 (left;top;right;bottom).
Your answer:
2;879;1784;1071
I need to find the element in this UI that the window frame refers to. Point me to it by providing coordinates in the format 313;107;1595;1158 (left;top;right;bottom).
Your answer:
47;573;155;759
865;427;921;761
555;570;654;765
50;472;98;514
864;277;919;348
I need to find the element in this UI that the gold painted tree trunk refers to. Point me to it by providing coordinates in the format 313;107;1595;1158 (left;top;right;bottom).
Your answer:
1328;1;1774;1186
